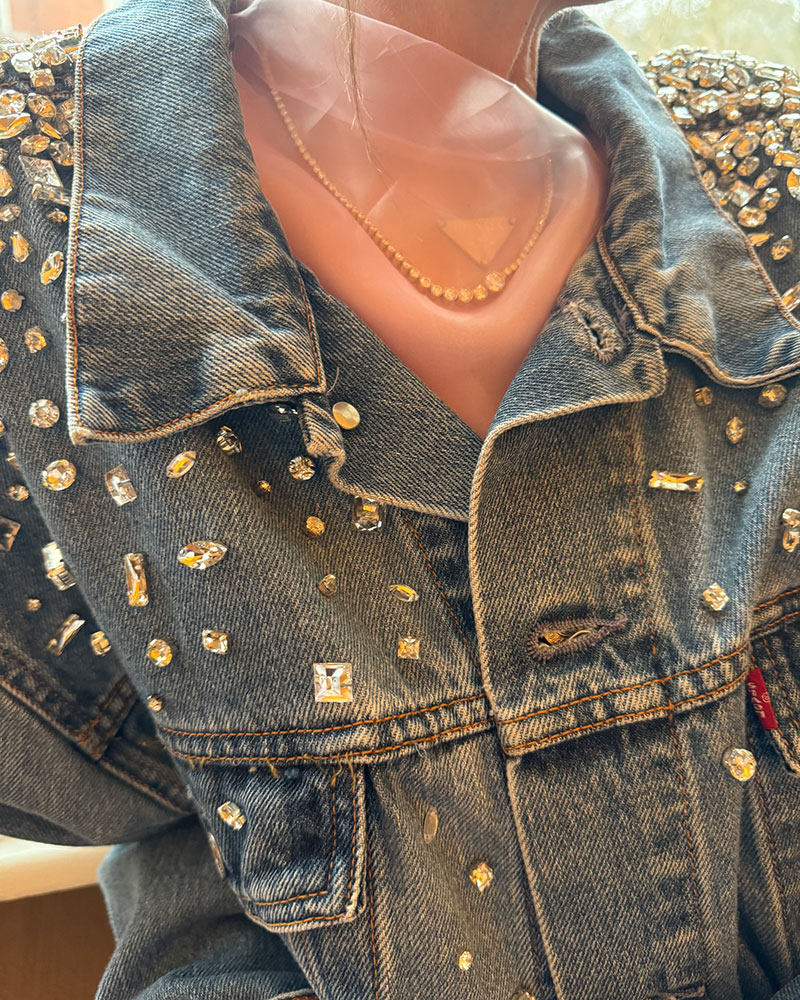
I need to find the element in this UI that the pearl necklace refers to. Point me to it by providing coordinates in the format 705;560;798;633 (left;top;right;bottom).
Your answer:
266;85;555;305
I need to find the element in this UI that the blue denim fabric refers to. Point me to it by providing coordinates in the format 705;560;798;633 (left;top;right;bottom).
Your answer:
2;0;800;998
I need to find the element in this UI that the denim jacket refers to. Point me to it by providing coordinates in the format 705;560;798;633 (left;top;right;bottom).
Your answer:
2;2;800;998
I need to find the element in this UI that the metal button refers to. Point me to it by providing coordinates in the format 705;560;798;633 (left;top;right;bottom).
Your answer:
332;400;360;429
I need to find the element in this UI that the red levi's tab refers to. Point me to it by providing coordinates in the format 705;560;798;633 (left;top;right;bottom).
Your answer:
745;667;779;730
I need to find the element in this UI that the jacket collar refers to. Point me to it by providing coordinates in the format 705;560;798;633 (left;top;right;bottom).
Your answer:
65;0;800;518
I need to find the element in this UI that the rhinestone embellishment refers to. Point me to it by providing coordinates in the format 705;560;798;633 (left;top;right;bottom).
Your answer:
648;471;704;491
725;416;745;443
318;573;338;595
758;382;787;407
782;507;800;551
304;515;325;536
46;613;85;655
105;464;137;505
124;553;149;606
216;425;241;454
353;496;386;531
41;459;75;491
202;629;230;654
469;861;494;892
177;540;228;569
702;582;729;610
28;398;59;427
388;583;419;602
147;695;164;712
722;746;756;780
146;638;174;667
166;451;196;478
397;635;420;659
458;952;473;971
90;632;111;656
289;455;316;480
217;801;246;830
313;662;353;702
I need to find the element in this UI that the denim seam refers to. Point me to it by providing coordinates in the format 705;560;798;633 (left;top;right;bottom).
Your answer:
666;707;711;978
399;510;482;672
239;765;338;907
66;18;324;446
745;711;796;976
503;666;749;753
98;753;195;814
366;803;381;1000
157;690;488;738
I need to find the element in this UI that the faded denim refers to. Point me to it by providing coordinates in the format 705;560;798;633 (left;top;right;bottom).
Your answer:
2;0;800;998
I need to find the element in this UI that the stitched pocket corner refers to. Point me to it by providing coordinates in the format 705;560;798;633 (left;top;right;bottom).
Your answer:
186;758;367;932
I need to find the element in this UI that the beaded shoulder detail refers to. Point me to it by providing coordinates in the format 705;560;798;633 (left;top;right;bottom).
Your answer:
636;44;800;314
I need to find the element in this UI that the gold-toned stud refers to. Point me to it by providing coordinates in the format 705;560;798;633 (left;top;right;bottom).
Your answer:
90;631;111;656
388;584;419;602
105;464;137;505
177;540;228;569
41;458;76;491
702;582;729;611
146;638;174;667
313;662;353;702
216;425;242;454
46;613;85;655
332;400;361;429
202;629;230;654
722;746;756;781
318;573;337;596
458;952;473;971
146;694;164;712
124;553;149;607
217;801;246;830
304;515;325;537
782;507;800;552
26;598;41;611
726;416;745;443
648;471;704;491
165;451;196;478
468;861;494;892
759;382;788;407
289;455;316;480
397;635;420;659
28;398;59;427
694;386;713;406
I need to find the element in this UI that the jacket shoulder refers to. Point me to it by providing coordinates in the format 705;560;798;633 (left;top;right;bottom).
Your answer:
636;43;800;305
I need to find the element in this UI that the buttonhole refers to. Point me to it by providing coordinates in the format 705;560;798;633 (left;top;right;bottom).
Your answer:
526;613;628;662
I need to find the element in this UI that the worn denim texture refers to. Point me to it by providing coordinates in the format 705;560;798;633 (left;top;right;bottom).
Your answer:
2;0;800;997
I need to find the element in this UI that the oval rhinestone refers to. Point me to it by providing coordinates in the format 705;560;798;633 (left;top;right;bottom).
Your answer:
146;638;174;666
165;450;196;478
388;583;419;602
787;167;800;200
722;747;756;781
28;397;59;427
737;206;767;228
304;515;325;537
146;695;164;712
24;326;46;352
469;861;494;892
758;382;787;407
41;458;75;491
40;250;64;284
11;230;29;261
458;952;473;971
331;400;361;429
177;540;228;569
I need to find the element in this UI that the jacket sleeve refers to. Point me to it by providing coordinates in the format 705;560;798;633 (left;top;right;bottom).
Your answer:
0;480;196;845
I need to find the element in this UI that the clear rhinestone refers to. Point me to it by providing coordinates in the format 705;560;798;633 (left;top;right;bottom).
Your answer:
7;484;29;501
218;801;246;829
26;598;41;611
146;694;163;712
1;288;23;310
42;540;75;589
177;540;228;569
733;479;749;493
388;583;419;602
702;582;729;611
0;339;7;372
771;236;794;260
216;425;241;454
758;382;787;407
24;326;46;352
0;516;20;552
737;206;767;227
353;496;385;531
648;471;704;491
423;805;438;842
782;508;800;552
289;455;316;480
41;458;76;491
0;164;15;194
0;203;20;221
397;635;420;660
46;613;85;655
722;746;756;781
304;515;325;537
332;400;361;429
202;629;230;654
105;464;137;505
725;416;745;443
124;552;149;606
694;385;712;406
11;230;29;261
469;861;494;892
318;573;337;595
28;398;59;427
7;452;19;470
458;952;473;971
165;450;196;478
39;250;64;285
90;631;111;656
146;638;174;667
313;662;353;702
